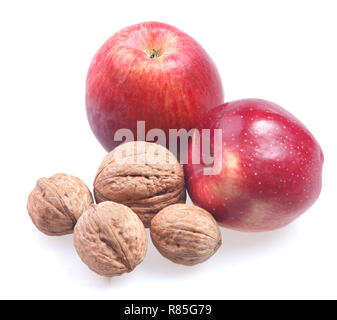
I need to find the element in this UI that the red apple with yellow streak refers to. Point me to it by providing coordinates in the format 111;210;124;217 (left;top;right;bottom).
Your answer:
86;22;224;152
184;99;324;232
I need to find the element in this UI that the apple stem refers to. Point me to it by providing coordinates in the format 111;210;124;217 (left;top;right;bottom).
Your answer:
149;49;160;59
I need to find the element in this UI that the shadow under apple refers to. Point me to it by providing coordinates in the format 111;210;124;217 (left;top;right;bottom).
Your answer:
217;222;300;260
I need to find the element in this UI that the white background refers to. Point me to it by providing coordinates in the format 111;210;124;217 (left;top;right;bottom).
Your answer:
0;0;336;300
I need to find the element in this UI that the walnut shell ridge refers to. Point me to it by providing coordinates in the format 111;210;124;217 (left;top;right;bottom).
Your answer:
93;141;186;227
150;204;222;266
27;173;93;236
73;201;148;277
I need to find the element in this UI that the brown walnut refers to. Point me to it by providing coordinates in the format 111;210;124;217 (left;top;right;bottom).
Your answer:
73;201;147;277
150;204;222;266
93;141;186;227
27;173;93;236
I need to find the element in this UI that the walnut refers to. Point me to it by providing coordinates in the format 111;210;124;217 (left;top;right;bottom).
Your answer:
150;204;222;266
93;141;186;227
27;173;93;236
73;201;147;277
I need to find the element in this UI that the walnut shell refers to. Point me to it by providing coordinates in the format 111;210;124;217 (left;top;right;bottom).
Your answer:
27;173;93;236
73;201;147;277
93;141;186;227
150;204;222;266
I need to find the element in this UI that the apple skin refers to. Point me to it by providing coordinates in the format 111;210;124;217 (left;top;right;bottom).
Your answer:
86;22;224;152
184;99;324;232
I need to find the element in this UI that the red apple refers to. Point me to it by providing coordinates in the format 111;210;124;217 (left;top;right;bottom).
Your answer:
86;22;224;152
184;99;324;232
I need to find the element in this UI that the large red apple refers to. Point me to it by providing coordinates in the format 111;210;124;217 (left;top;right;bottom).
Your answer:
184;99;324;232
86;22;224;152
